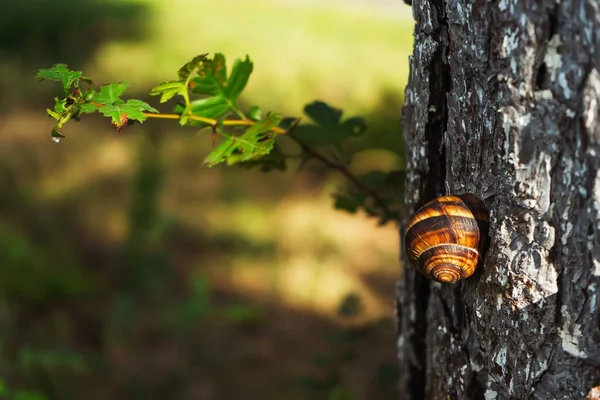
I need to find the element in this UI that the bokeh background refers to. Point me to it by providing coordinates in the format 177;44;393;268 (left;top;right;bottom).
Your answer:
0;0;413;399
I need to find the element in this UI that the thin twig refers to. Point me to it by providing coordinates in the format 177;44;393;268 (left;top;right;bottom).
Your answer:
142;112;287;134
145;113;395;221
286;121;396;222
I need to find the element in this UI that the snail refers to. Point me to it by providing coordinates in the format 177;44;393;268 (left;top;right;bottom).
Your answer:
404;193;489;283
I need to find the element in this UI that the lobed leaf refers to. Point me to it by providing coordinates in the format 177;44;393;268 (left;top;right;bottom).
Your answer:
237;142;286;171
203;113;280;167
341;117;367;137
125;99;159;114
177;53;210;79
208;53;227;86
304;101;342;126
203;136;237;167
223;55;253;101
36;64;71;82
190;53;230;96
333;191;364;214
61;70;84;92
185;97;231;120
35;64;93;94
293;101;367;148
79;102;100;115
91;82;128;104
96;100;157;127
150;80;188;103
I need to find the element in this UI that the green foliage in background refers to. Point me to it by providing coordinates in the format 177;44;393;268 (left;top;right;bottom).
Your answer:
37;53;404;224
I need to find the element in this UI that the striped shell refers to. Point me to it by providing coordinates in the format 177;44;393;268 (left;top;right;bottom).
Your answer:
404;194;489;283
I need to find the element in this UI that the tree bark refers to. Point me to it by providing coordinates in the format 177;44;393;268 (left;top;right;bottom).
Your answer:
397;0;600;399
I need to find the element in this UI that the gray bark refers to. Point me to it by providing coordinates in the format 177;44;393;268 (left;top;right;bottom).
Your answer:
397;0;600;399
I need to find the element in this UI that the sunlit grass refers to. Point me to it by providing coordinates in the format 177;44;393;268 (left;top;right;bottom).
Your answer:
90;0;414;116
200;191;399;322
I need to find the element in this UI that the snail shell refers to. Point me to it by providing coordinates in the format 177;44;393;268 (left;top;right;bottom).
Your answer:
404;193;489;283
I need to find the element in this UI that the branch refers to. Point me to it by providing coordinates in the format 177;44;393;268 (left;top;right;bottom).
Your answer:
142;112;287;134
286;121;397;222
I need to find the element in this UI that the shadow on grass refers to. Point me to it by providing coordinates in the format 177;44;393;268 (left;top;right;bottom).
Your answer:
0;163;399;400
0;0;149;68
0;0;150;112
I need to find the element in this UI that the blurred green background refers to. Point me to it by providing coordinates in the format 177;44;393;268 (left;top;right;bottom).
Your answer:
0;0;413;399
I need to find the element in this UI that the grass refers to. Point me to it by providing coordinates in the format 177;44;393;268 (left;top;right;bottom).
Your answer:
89;0;414;115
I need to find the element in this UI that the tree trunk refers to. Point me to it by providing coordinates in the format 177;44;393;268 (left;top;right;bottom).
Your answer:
397;0;600;399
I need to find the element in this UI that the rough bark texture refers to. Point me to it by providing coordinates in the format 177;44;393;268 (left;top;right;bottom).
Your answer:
397;0;600;399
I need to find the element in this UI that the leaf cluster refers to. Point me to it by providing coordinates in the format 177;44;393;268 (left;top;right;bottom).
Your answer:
36;64;158;140
36;53;403;224
149;53;286;166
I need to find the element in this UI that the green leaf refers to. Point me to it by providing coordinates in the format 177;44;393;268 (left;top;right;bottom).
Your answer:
79;102;100;114
96;105;129;128
91;82;128;104
46;108;61;120
82;85;157;128
223;55;253;101
177;53;210;79
82;89;95;102
36;64;71;82
208;53;227;86
149;80;188;103
203;136;236;166
62;70;84;92
204;129;272;166
38;65;156;139
235;113;279;150
189;54;253;104
203;114;280;167
238;142;286;171
293;125;339;147
248;105;262;121
191;53;228;96
293;102;367;148
359;170;388;189
332;191;363;214
333;169;403;225
304;101;342;126
337;293;363;318
293;124;359;147
36;64;94;93
96;100;155;127
278;117;298;130
184;96;231;122
125;99;159;114
341;116;367;137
